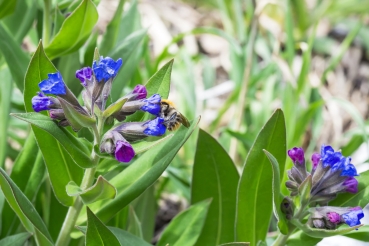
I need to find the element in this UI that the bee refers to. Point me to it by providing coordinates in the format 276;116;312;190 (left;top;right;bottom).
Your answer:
160;99;190;131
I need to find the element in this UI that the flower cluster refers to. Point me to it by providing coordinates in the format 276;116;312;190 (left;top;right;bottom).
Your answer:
285;145;364;230
32;56;167;163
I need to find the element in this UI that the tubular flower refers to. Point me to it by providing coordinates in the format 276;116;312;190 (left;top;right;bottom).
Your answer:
311;153;321;170
309;206;364;229
32;92;55;112
113;117;167;142
92;56;122;82
100;130;135;163
39;72;66;95
140;94;161;116
112;91;160;122
75;67;92;86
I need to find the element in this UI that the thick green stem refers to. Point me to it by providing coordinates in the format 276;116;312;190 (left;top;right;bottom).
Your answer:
55;124;102;246
42;0;52;46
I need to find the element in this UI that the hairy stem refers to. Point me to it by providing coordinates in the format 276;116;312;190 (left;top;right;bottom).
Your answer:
55;124;102;246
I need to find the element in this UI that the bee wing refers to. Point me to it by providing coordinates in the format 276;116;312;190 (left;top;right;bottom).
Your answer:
179;114;190;128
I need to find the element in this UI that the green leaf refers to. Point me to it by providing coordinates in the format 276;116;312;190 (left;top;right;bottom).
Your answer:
263;150;288;235
329;169;369;208
2;0;37;42
109;29;147;101
78;117;200;224
45;0;98;59
0;23;29;92
1;134;45;236
0;167;53;245
12;112;94;168
0;67;12;166
127;206;143;238
191;129;239;245
126;59;173;122
86;207;120;246
66;176;116;204
235;109;286;245
0;0;16;19
0;232;31;246
157;199;211;246
99;0;125;55
286;231;322;246
23;41;83;206
218;243;250;246
344;225;369;242
58;97;96;131
103;97;128;118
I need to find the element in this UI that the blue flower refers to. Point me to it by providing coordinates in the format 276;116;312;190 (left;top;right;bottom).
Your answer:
342;207;364;227
76;67;92;86
340;157;358;176
115;140;135;163
140;94;161;116
31;92;53;112
92;56;122;82
38;72;66;95
321;145;342;168
143;117;166;136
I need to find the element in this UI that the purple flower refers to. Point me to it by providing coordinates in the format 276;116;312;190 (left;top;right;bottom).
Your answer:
140;94;161;116
321;145;342;168
92;56;122;82
76;67;92;86
143;117;166;136
288;147;305;164
327;212;341;224
343;177;358;193
132;84;147;100
31;92;53;112
311;153;321;170
38;72;66;95
342;207;364;227
115;140;135;163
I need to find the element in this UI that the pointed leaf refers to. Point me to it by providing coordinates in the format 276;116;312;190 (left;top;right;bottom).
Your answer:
23;42;84;206
218;243;250;246
0;23;29;91
58;97;96;130
0;232;31;246
0;167;53;245
45;0;98;59
0;67;12;165
191;129;239;245
86;207;120;246
263;150;288;234
236;109;286;245
78;117;200;224
127;206;143;238
77;226;152;246
12;112;94;168
126;59;173;122
66;176;116;204
103;97;127;118
157;199;212;246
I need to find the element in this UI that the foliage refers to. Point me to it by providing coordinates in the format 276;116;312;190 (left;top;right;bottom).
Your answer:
0;0;368;245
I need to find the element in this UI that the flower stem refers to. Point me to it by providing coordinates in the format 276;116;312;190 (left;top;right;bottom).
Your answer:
55;124;102;246
42;0;52;46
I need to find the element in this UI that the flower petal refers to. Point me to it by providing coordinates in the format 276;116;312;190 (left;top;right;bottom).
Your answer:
115;140;135;163
39;72;66;95
32;92;53;112
143;117;166;136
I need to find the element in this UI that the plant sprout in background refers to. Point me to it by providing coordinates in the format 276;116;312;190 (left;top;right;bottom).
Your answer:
0;0;369;246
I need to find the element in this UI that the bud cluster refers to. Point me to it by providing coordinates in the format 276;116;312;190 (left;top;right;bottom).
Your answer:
32;56;168;163
284;145;364;230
